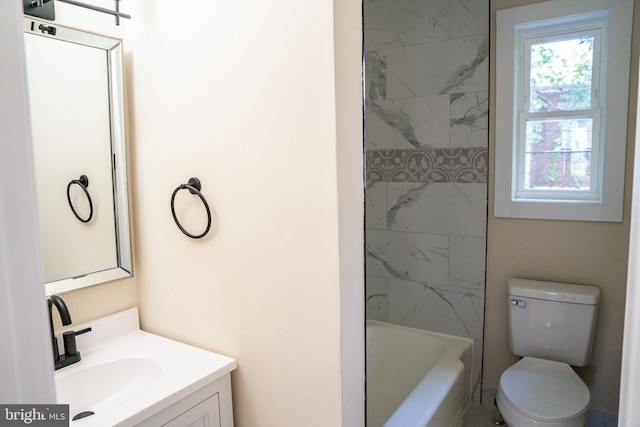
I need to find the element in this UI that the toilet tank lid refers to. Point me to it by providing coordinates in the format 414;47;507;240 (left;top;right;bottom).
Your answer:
508;278;600;304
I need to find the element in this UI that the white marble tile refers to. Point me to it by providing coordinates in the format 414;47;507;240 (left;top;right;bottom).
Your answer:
364;0;450;51
366;275;388;321
365;182;387;230
366;95;451;149
450;91;489;148
366;102;418;150
450;0;489;39
471;339;483;403
386;35;489;98
449;236;486;289
365;50;386;102
387;278;484;341
364;3;490;414
366;230;448;285
387;183;487;237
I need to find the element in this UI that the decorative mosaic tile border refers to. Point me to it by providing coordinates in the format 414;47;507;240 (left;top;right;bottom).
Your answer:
366;147;488;183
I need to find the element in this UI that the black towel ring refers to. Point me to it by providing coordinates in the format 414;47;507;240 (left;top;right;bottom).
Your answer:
66;175;93;223
171;177;212;239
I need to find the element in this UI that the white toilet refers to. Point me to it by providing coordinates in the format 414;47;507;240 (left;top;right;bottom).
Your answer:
497;278;600;427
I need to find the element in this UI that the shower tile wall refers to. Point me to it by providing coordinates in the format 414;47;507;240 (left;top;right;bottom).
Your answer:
364;0;488;403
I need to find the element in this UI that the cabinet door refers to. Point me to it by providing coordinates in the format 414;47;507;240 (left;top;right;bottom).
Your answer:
163;393;220;427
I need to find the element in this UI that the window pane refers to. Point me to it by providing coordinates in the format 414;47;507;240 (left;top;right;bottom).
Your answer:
529;37;594;112
524;118;592;190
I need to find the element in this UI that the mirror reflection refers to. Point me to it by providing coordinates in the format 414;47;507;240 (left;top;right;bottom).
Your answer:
23;18;132;295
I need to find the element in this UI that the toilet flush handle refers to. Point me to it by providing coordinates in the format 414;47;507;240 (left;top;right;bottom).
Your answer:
510;299;527;308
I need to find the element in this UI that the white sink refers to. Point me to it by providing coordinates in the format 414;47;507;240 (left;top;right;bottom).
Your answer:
56;357;163;419
53;308;236;426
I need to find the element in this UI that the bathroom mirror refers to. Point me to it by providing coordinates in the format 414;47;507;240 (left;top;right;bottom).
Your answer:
23;18;132;295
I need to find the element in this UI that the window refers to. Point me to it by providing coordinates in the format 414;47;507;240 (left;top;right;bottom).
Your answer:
519;25;603;200
495;0;633;222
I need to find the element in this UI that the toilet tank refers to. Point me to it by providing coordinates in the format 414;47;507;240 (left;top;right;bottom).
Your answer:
507;278;600;367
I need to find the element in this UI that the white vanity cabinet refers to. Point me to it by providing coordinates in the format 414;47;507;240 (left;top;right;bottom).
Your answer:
54;308;237;427
162;394;219;427
137;374;233;427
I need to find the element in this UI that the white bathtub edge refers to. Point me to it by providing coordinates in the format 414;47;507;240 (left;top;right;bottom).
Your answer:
367;320;473;427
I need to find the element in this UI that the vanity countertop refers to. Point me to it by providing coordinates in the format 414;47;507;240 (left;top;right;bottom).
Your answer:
54;307;236;426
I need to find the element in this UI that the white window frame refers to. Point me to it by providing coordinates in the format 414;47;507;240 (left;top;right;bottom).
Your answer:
495;0;633;222
517;24;604;201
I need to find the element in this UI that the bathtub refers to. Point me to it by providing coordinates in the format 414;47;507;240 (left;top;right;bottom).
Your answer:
366;320;473;427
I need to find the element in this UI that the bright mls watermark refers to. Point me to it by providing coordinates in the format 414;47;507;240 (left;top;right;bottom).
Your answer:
0;405;68;426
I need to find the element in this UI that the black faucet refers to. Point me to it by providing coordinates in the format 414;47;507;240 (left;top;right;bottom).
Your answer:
47;295;91;370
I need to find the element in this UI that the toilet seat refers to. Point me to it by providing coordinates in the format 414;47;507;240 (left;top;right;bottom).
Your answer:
498;357;590;424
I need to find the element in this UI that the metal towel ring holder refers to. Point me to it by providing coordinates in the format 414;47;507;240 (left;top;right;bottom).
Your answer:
66;175;93;223
171;177;211;239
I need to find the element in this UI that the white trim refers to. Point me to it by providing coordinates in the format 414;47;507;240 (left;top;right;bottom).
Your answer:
619;60;640;426
495;0;632;222
0;0;55;403
334;0;365;424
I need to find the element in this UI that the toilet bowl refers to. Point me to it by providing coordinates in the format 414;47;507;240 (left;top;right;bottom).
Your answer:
497;279;600;427
497;357;589;427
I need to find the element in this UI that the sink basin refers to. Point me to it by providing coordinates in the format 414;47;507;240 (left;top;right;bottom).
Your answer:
52;308;236;425
56;357;163;418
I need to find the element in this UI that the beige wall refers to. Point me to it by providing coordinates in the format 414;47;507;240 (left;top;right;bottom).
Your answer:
487;0;639;413
128;2;362;425
49;1;364;426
